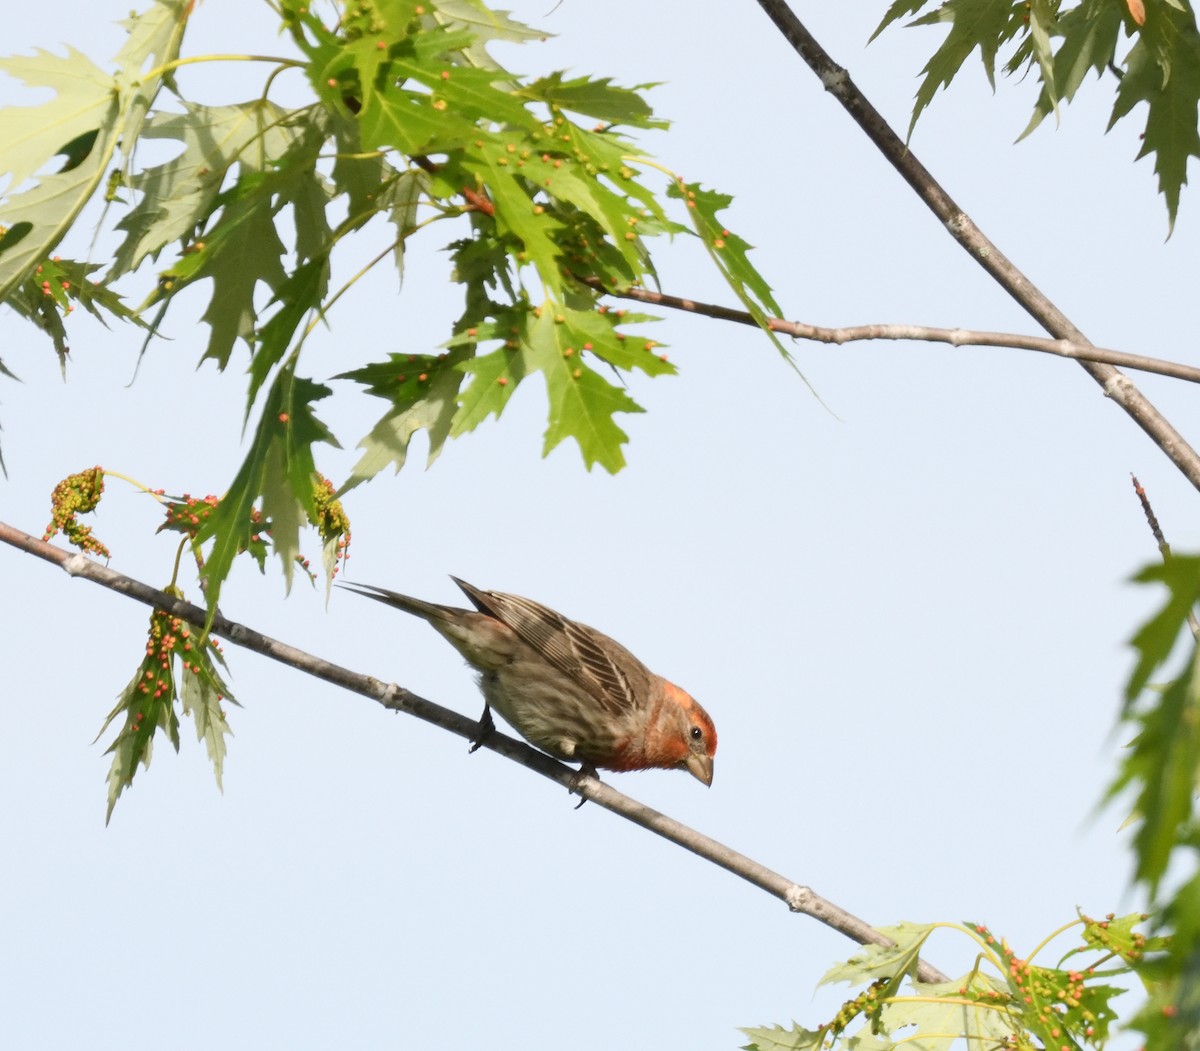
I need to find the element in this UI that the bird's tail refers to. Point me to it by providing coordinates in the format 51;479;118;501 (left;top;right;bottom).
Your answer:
337;581;462;623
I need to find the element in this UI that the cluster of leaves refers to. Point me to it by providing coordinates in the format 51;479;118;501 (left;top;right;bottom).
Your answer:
742;914;1159;1051
874;0;1200;230
1108;554;1200;1051
0;0;787;617
97;604;237;823
44;465;351;816
0;0;187;339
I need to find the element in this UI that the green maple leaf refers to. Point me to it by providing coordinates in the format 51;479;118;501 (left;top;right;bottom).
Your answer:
197;367;339;611
309;17;535;155
112;102;298;274
320;8;536;130
127;102;331;367
246;259;329;406
821;923;933;992
890;972;1018;1051
4;257;143;372
1129;956;1200;1051
1025;0;1059;118
885;0;1029;139
452;302;651;472
147;192;289;370
0;0;190;302
99;648;181;823
459;136;567;294
381;168;429;280
448;119;669;297
282;0;680;315
430;0;544;68
358;87;479;155
448;229;520;316
1124;555;1200;703
1110;4;1200;233
1009;959;1122;1050
526;72;666;128
386;46;539;130
347;30;485;154
0;48;112;191
669;179;818;397
739;1022;826;1051
275;134;333;266
535;159;653;279
261;370;340;590
330;112;388;222
1017;0;1124;140
673;181;781;315
550;306;674;376
337;347;470;489
535;358;640;472
97;603;236;823
877;0;1200;230
871;1;935;41
179;646;237;793
1079;910;1168;962
1110;648;1200;896
551;120;665;218
449;340;524;434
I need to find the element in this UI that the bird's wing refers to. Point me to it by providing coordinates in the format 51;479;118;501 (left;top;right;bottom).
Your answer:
452;577;642;715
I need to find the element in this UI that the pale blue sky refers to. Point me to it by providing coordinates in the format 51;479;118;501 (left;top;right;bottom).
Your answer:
2;3;1195;1049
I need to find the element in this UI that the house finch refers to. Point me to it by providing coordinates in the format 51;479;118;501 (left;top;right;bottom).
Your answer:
341;576;716;785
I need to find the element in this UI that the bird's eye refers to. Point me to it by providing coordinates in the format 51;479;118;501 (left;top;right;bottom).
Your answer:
690;725;703;741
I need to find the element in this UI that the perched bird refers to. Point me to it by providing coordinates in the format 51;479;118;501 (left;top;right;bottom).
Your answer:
341;576;717;785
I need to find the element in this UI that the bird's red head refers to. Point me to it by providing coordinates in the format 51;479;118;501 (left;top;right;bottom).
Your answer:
659;681;717;786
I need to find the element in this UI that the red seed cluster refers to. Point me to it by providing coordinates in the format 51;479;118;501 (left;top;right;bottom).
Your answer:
161;493;219;537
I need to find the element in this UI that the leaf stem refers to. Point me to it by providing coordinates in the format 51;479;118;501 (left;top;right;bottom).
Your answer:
1026;917;1083;963
140;53;306;83
169;534;188;592
926;922;1005;970
621;155;678;181
103;470;167;503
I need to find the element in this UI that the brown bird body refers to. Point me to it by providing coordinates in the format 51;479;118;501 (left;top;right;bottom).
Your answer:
341;577;717;785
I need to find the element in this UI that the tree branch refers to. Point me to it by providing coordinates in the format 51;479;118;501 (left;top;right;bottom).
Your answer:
752;0;1200;490
588;280;1200;385
0;518;947;983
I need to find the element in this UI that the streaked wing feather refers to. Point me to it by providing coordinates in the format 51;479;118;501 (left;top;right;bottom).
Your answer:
559;617;638;715
457;582;637;715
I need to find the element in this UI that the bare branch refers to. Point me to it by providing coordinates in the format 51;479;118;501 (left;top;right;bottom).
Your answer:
752;0;1200;491
0;518;947;982
590;281;1200;385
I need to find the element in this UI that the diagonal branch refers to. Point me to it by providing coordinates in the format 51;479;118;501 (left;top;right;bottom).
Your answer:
0;517;948;984
752;0;1200;490
588;280;1200;385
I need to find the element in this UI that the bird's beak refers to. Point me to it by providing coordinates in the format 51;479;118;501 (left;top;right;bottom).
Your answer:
685;752;714;787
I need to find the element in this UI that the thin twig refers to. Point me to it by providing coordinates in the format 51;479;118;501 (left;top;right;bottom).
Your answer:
586;280;1200;385
1130;475;1200;639
752;0;1200;492
0;518;947;983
